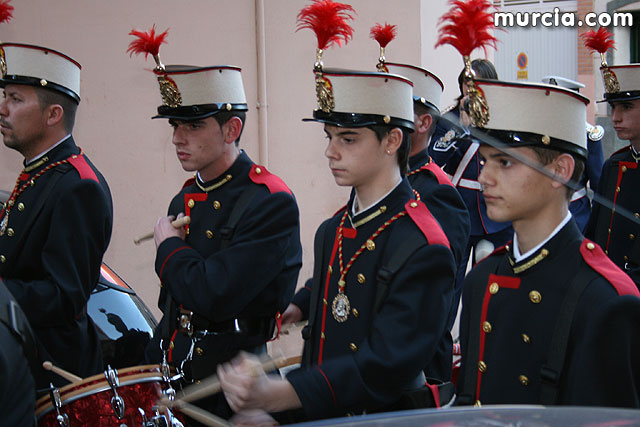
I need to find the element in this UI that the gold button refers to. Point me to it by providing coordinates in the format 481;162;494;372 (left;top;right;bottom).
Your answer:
0;255;5;263
323;298;328;306
410;202;418;208
169;341;175;350
482;321;492;333
7;200;13;207
206;230;214;239
630;234;636;241
420;97;426;104
541;135;551;145
366;240;375;251
321;332;325;340
17;203;24;211
605;250;608;255
40;79;48;86
380;206;387;213
255;167;262;174
522;333;531;344
328;265;333;274
474;400;482;407
622;166;628;172
6;228;13;237
383;115;391;124
352;308;359;318
225;103;232;111
29;179;35;186
529;290;542;304
226;174;232;180
489;282;499;294
213;201;221;210
635;213;640;219
338;280;345;289
624;255;629;262
519;375;530;386
541;249;549;257
586;242;595;250
188;199;195;208
357;274;366;284
349;343;358;352
478;361;487;373
195;347;204;356
616;186;621;193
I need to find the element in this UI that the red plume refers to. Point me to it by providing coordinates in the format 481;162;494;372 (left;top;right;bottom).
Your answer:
0;0;14;24
435;0;499;57
370;22;397;48
581;27;615;54
296;0;356;50
127;25;169;59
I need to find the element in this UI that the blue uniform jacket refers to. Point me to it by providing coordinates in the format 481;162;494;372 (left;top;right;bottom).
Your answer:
0;137;112;388
457;220;640;406
288;179;455;420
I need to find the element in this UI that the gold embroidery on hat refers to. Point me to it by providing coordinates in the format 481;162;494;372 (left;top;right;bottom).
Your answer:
0;46;6;78
603;68;620;94
316;73;334;113
157;74;182;108
463;57;490;128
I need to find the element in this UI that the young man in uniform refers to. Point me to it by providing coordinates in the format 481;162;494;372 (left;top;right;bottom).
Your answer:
0;43;112;388
131;40;302;417
456;78;640;407
381;60;470;330
217;67;456;422
586;63;640;286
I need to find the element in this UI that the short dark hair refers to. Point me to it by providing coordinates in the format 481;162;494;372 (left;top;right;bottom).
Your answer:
414;102;440;138
35;87;78;132
213;111;246;146
368;125;411;176
530;146;585;201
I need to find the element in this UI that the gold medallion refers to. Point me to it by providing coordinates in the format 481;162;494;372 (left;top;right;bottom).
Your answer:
157;74;182;108
332;293;350;323
315;73;334;113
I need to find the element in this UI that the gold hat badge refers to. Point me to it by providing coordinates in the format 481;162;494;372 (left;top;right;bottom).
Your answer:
435;0;500;128
296;0;356;113
127;25;182;108
581;27;619;94
0;0;15;77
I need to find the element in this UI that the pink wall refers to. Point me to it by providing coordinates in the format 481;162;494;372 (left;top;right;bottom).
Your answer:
0;0;467;318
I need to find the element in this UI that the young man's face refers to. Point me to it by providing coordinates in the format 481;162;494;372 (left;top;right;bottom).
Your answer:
324;125;390;188
0;85;48;156
170;115;229;180
610;99;640;145
477;145;555;224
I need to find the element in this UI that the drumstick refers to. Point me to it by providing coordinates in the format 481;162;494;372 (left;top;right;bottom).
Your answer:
169;355;302;405
161;401;232;427
42;361;82;383
134;216;191;245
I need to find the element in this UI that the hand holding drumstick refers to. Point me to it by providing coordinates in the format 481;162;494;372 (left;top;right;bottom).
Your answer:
134;214;190;246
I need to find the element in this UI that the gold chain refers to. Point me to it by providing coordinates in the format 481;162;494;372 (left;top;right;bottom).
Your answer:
195;174;232;192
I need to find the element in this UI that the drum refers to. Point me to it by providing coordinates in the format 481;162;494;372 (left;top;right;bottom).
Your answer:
35;364;184;426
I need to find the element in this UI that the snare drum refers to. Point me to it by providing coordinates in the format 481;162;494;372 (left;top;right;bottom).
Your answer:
35;364;184;426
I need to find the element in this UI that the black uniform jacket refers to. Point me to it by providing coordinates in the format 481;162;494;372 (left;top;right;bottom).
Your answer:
457;219;640;406
408;150;471;278
287;179;456;420
147;151;302;377
585;145;640;286
0;137;113;388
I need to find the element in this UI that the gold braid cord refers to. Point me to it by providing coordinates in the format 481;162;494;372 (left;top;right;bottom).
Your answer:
0;46;6;77
600;53;620;94
463;57;490;128
314;48;334;112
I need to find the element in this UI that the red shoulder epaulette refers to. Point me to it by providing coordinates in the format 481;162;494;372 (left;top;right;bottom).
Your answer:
249;165;292;195
421;162;454;187
332;204;347;218
475;243;510;265
611;145;632;158
181;177;196;190
405;199;450;248
68;154;98;182
580;239;640;296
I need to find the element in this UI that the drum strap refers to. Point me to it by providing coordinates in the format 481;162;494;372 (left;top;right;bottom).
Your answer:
0;280;39;382
539;267;591;404
219;185;259;249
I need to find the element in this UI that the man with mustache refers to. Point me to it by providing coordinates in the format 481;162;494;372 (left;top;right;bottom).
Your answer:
0;43;112;389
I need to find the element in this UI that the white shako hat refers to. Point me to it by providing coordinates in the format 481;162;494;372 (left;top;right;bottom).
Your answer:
473;79;589;159
541;75;584;92
305;68;415;132
153;65;248;120
0;43;81;103
383;62;443;112
600;64;640;102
